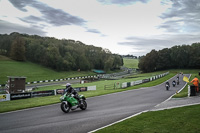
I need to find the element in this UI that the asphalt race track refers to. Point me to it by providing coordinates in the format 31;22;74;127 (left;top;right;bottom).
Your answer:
0;74;189;133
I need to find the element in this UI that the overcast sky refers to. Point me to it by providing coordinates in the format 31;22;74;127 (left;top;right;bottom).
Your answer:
0;0;200;56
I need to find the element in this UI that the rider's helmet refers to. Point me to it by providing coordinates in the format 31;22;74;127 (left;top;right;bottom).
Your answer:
66;83;71;88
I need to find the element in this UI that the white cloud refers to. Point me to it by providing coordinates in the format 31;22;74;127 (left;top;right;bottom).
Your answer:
0;0;200;56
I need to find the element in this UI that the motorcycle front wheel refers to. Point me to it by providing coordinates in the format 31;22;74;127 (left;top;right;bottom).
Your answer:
80;100;87;110
61;102;71;113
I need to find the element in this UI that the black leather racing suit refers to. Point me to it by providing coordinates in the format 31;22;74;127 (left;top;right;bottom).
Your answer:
66;86;80;103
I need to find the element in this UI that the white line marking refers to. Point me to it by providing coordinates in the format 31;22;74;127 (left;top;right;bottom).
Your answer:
88;110;149;133
152;102;200;111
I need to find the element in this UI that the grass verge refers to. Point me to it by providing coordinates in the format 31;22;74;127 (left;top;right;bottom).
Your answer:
0;95;61;113
95;104;200;133
0;60;95;84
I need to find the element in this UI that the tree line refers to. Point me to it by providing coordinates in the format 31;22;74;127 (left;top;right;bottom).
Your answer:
138;43;200;72
121;54;138;59
0;32;123;71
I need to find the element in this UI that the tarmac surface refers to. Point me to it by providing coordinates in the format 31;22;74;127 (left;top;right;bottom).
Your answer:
1;74;200;133
151;93;200;111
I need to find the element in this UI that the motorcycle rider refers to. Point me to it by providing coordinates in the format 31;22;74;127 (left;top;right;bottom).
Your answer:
177;75;179;85
165;81;170;90
65;83;81;105
172;80;176;87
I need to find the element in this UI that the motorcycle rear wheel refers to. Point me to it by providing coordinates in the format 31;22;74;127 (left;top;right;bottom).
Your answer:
80;100;87;110
61;102;71;113
166;87;169;90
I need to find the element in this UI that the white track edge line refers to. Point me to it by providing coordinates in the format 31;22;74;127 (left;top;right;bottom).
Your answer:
151;102;200;112
88;110;149;133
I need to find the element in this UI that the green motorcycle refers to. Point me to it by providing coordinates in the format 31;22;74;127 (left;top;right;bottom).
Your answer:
60;93;87;113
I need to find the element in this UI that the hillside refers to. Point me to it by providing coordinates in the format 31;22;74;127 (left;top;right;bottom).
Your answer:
0;55;95;85
0;32;123;72
123;58;139;69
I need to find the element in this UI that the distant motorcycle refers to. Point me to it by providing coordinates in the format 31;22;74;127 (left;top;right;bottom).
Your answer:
177;80;179;85
177;76;179;85
60;93;87;113
165;82;170;91
172;80;176;87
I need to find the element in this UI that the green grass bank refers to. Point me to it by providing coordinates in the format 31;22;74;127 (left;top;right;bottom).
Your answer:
123;58;139;68
0;55;95;84
96;104;200;133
